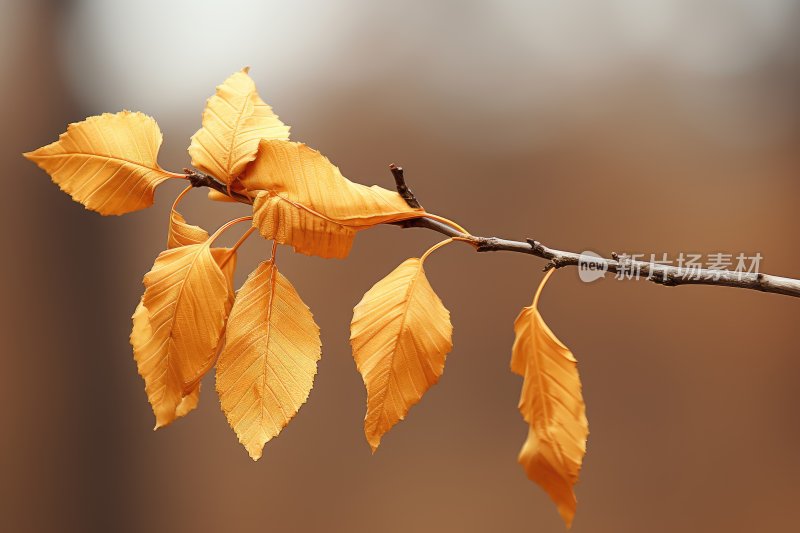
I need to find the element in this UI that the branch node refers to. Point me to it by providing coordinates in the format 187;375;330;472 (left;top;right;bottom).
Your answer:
525;239;545;256
544;256;571;271
184;168;211;188
476;237;502;252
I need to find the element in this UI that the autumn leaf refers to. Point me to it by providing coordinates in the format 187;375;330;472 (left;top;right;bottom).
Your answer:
350;242;453;451
242;140;424;258
216;260;321;460
131;242;236;428
166;187;239;277
23;111;175;215
188;67;290;184
165;186;222;249
168;207;210;249
512;269;588;528
153;189;237;419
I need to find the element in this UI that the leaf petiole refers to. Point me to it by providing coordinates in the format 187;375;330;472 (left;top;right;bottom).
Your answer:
420;238;455;264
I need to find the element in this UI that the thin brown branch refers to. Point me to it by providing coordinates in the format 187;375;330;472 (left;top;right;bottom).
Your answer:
187;165;800;299
389;166;800;299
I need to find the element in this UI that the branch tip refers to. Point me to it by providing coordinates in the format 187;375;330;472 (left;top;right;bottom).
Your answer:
389;163;422;209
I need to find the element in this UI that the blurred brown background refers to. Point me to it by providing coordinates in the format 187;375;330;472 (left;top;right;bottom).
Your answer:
2;1;799;532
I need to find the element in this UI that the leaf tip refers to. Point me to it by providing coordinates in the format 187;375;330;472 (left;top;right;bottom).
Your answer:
558;503;576;529
246;446;263;461
366;431;382;454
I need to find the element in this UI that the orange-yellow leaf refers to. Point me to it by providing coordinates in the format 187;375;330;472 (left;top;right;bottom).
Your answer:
175;383;201;419
216;261;321;460
242;140;424;259
131;242;235;429
23;111;173;215
168;210;209;249
159;203;236;418
188;67;290;184
512;269;588;528
350;257;452;451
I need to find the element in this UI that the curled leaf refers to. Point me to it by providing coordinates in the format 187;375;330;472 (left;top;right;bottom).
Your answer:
350;255;453;451
243;140;424;259
168;208;210;249
216;261;321;460
24;111;173;215
512;270;588;528
188;67;290;184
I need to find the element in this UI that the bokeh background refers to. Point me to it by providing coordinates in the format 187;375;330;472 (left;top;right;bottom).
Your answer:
2;1;799;532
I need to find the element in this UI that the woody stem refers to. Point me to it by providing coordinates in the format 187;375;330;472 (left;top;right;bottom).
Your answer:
183;165;800;299
388;165;800;299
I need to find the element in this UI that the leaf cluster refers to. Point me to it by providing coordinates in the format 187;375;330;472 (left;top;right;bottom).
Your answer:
25;68;588;527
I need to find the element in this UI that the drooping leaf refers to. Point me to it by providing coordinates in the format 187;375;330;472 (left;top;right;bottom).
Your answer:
512;269;588;528
188;67;290;184
131;242;235;428
23;111;173;215
350;257;453;451
159;200;239;418
242;140;425;259
216;260;321;460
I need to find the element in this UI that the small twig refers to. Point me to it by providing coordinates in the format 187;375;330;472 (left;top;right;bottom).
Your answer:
389;164;421;209
186;162;800;299
388;164;800;299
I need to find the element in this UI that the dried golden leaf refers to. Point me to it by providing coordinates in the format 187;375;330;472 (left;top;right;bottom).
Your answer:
161;201;239;418
166;189;239;283
23;111;173;215
512;269;588;528
132;300;206;424
216;261;321;460
242;140;424;259
168;209;209;249
350;256;453;451
188;67;290;184
131;242;235;428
